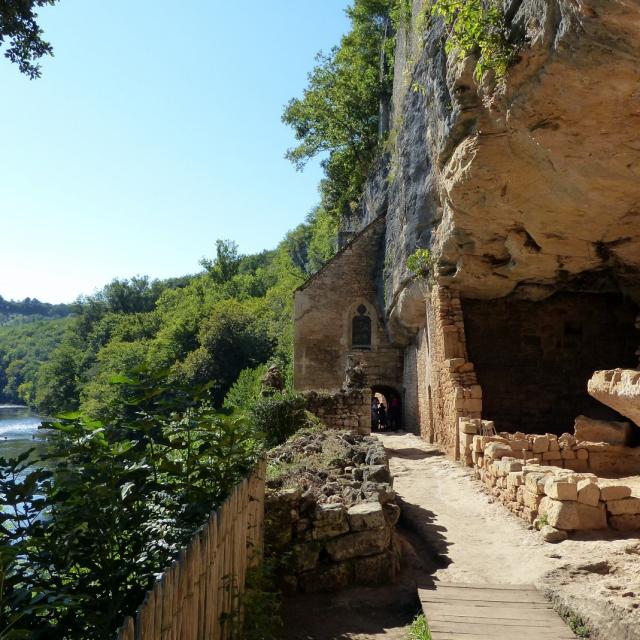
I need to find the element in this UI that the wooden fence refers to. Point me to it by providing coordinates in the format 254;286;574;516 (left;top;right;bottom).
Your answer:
116;458;266;640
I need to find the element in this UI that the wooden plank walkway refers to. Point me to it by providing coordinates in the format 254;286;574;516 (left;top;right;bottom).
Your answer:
419;583;576;639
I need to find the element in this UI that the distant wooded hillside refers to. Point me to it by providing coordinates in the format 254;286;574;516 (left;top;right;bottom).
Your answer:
0;295;72;326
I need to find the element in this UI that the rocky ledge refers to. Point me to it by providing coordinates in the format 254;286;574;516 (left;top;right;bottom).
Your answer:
589;369;640;428
265;428;401;593
349;0;640;340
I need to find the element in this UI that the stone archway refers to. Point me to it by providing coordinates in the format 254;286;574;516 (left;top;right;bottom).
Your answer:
371;385;402;432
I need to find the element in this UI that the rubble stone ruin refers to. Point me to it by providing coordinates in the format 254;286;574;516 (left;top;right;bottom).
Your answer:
293;0;640;534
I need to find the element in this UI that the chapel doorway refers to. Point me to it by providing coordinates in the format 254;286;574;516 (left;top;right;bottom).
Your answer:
371;385;402;432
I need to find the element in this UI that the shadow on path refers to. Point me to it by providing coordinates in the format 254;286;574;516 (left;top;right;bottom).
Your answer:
385;447;443;461
281;440;453;639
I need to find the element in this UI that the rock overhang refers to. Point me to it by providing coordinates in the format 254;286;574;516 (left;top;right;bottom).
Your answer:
369;0;640;338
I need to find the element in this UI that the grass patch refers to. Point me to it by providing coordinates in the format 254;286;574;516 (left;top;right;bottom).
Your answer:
408;613;431;640
266;424;350;489
565;613;590;638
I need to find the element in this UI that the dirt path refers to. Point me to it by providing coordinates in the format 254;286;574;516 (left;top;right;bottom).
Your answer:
382;432;640;640
380;432;561;586
283;432;640;639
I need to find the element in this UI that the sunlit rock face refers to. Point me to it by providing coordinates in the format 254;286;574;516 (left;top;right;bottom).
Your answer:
353;0;640;340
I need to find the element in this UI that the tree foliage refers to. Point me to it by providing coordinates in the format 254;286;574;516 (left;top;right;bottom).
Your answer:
0;295;70;326
282;0;395;220
0;318;70;406
430;0;513;79
0;221;335;419
0;0;58;78
0;373;262;639
199;239;242;285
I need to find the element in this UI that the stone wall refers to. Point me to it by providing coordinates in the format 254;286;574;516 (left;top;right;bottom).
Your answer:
460;419;640;536
265;433;401;593
463;293;639;435
303;389;371;435
404;286;482;458
293;217;403;397
402;328;428;439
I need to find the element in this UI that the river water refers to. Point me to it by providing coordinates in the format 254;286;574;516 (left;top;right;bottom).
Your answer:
0;404;46;460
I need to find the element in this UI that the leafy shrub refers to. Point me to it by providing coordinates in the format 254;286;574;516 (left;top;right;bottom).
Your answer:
250;392;308;448
407;248;432;278
430;0;514;80
567;615;590;638
0;373;261;640
223;364;267;411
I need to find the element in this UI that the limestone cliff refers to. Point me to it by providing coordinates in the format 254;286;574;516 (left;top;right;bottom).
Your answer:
349;0;640;342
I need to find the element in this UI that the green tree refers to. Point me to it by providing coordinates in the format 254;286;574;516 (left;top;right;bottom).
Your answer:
0;0;59;78
34;341;81;414
178;299;273;405
0;317;70;405
199;239;242;285
282;0;394;218
80;340;150;421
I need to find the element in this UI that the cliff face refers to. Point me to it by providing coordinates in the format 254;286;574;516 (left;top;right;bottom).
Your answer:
354;0;640;342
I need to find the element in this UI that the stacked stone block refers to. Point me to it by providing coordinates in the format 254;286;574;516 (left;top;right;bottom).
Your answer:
407;286;483;457
460;419;640;535
303;389;371;435
265;447;401;593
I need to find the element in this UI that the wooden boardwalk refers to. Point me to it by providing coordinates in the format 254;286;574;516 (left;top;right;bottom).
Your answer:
419;583;576;639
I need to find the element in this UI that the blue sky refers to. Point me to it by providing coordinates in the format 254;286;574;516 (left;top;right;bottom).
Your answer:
0;1;350;303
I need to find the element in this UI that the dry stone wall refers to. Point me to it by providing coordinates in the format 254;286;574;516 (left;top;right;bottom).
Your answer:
460;419;640;536
404;286;482;457
265;431;401;593
303;389;371;435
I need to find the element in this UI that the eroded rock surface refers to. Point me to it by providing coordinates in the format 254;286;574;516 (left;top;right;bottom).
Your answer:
574;414;633;446
589;369;640;427
350;0;640;338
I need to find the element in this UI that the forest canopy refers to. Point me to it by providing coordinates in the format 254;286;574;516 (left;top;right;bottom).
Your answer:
0;209;336;416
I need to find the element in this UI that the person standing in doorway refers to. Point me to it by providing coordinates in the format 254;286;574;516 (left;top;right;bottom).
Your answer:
378;403;387;431
371;397;379;431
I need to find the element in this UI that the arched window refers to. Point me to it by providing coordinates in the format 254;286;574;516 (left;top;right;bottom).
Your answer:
352;304;371;348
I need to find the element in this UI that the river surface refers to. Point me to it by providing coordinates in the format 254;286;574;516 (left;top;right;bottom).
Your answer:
0;404;47;460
